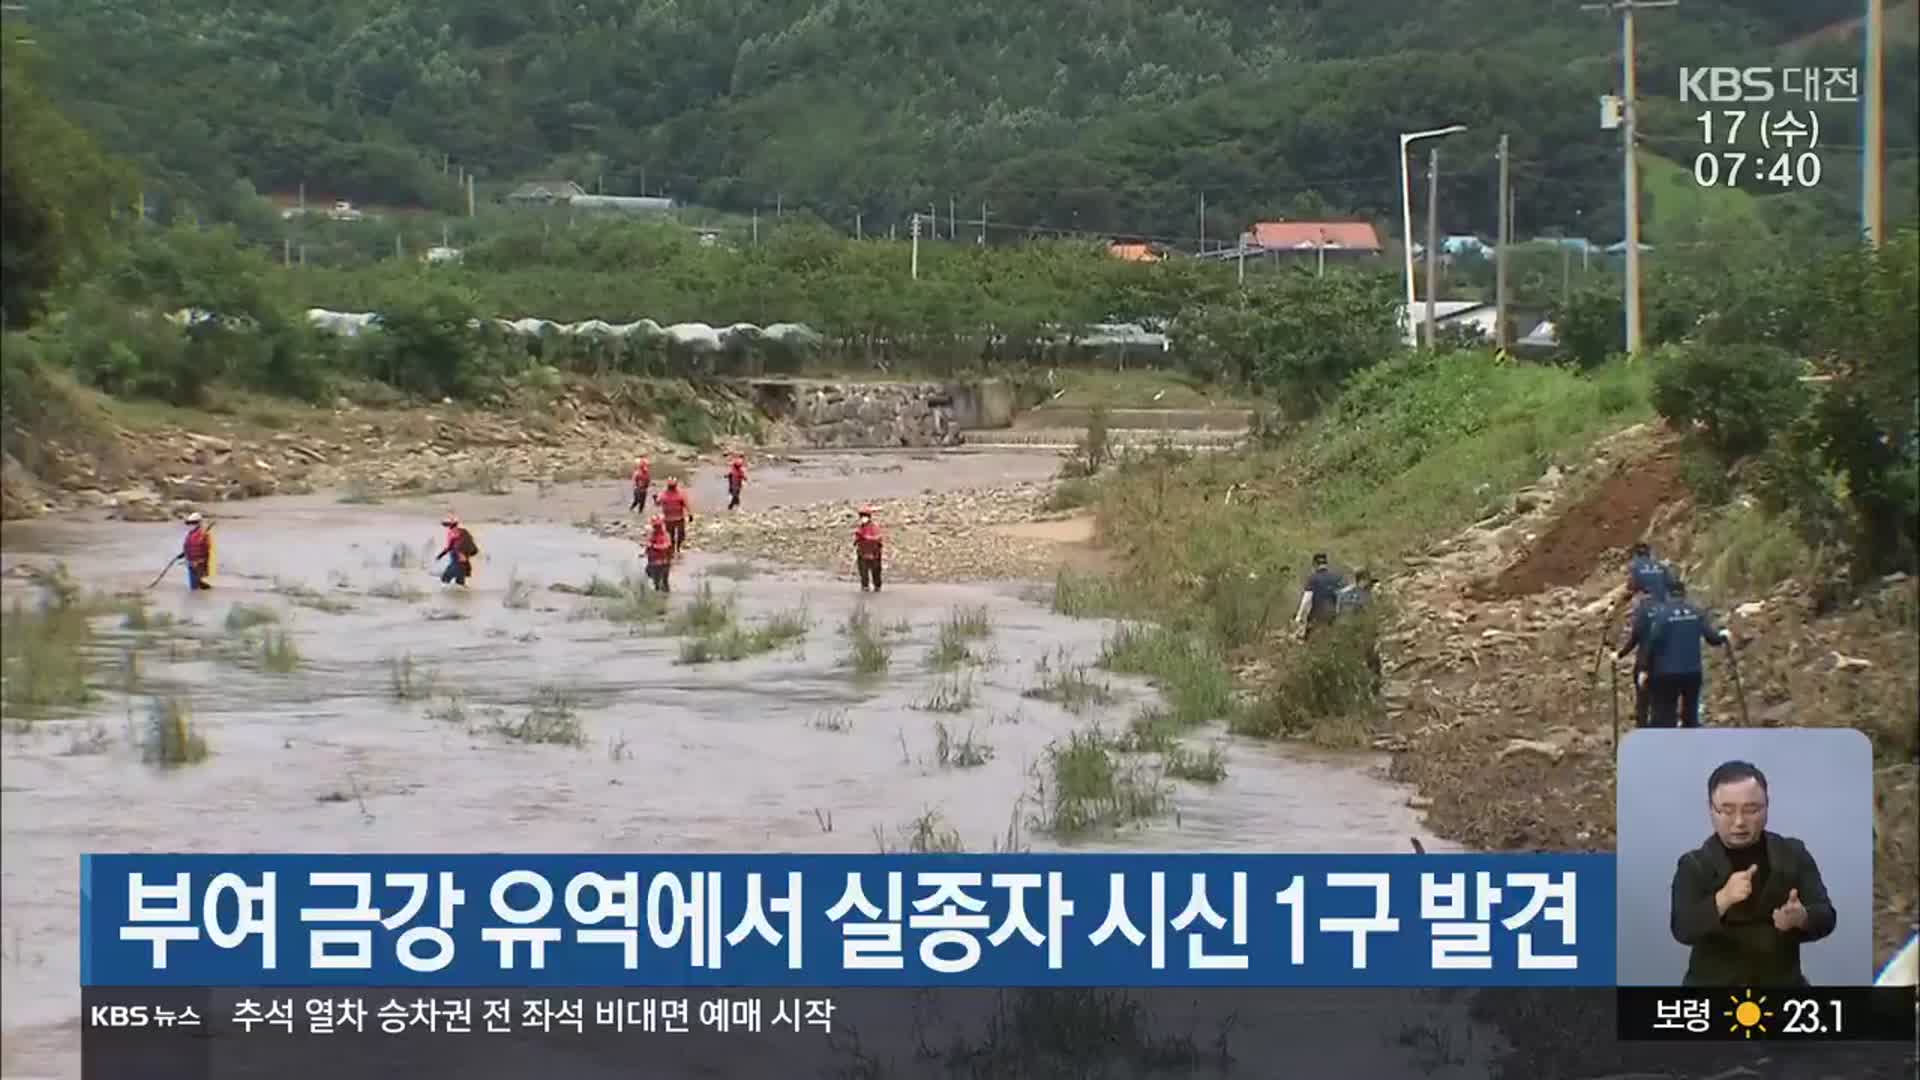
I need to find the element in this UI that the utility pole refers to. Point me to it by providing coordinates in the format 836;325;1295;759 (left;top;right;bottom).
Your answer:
395;234;404;260
1496;134;1511;350
949;196;956;240
776;193;783;217
1424;148;1441;349
283;237;291;266
466;174;475;218
910;212;921;281
855;211;862;240
979;202;987;245
752;208;759;246
1585;0;1676;356
1865;0;1886;247
1237;233;1246;286
1198;193;1206;253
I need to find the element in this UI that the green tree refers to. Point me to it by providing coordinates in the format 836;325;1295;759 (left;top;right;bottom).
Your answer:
1;43;130;330
362;282;495;399
1650;343;1809;460
1173;270;1401;415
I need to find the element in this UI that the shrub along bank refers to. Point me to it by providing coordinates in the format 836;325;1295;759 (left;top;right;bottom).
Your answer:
1057;350;1656;744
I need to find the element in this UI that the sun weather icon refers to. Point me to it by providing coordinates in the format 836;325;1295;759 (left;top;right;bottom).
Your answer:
1725;989;1772;1037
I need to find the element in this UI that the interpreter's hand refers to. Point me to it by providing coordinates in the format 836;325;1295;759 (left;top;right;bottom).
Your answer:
1772;888;1808;932
1716;864;1759;910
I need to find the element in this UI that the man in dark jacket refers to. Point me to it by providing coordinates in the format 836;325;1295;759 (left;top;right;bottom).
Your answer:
1626;542;1672;603
1642;579;1730;728
1616;545;1673;725
1615;568;1676;728
1293;553;1346;641
1670;760;1837;986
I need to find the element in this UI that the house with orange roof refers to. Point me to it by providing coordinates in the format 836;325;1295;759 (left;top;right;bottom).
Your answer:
1241;220;1383;262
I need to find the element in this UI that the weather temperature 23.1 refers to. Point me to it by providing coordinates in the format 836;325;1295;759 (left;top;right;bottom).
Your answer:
1617;986;1919;1042
1693;151;1822;189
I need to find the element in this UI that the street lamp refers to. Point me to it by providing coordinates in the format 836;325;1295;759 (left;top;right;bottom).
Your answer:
1399;125;1467;346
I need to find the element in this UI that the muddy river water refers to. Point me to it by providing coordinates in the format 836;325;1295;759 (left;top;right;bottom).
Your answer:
1;450;1497;1078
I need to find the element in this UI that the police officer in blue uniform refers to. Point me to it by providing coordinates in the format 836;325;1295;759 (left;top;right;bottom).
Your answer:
1643;578;1731;728
1616;543;1675;726
1626;542;1671;603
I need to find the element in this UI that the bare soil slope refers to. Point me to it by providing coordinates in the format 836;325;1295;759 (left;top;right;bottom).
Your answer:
1376;425;1918;966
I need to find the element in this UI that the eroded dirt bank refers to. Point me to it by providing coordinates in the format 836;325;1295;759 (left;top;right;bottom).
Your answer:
1375;425;1919;968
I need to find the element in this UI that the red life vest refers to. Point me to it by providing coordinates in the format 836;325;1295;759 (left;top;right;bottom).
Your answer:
183;527;212;564
854;523;884;559
729;461;746;481
444;526;475;562
646;530;673;566
659;488;688;522
633;464;650;486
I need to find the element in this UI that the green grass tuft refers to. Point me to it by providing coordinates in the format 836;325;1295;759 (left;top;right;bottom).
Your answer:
1030;727;1170;838
142;696;209;767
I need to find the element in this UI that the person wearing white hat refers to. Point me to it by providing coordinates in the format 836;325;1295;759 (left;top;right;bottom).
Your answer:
180;512;215;591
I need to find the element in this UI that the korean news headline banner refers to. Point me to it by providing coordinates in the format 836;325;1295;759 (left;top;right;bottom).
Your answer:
82;854;1616;987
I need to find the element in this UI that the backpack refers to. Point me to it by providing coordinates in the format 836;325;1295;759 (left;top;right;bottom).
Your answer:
457;530;479;558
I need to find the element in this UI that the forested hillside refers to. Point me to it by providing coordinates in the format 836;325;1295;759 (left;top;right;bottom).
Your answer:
19;1;1916;241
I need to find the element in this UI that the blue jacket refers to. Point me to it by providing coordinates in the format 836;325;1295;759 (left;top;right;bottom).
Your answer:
1304;568;1345;621
1628;556;1671;603
1646;601;1727;676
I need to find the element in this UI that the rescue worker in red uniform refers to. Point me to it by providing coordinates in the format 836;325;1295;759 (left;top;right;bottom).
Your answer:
657;479;692;553
854;506;885;592
644;516;675;592
181;512;214;591
436;514;478;587
630;457;652;513
726;454;747;511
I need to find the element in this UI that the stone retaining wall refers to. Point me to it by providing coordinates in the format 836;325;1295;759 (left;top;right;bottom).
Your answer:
790;383;960;447
751;379;1011;448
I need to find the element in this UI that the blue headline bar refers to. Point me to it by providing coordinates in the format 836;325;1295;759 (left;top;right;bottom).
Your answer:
82;854;1615;987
